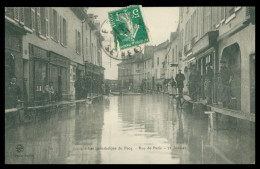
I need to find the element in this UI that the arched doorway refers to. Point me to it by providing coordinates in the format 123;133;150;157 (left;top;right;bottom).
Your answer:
221;43;241;110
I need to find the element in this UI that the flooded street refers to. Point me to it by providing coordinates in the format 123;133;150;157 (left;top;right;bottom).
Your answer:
5;94;255;164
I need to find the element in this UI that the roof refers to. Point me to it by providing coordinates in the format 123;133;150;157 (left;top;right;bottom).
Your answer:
155;40;170;51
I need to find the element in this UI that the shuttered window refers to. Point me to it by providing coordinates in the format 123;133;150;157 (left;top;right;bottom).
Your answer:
14;7;19;21
31;7;36;31
63;18;67;46
75;30;81;54
24;7;32;29
36;7;41;34
19;7;24;24
53;9;58;41
45;8;49;37
40;7;46;36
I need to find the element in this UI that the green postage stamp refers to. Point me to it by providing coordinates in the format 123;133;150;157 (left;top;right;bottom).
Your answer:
108;5;150;50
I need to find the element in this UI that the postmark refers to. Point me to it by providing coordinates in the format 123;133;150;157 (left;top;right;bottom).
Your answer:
100;19;143;60
108;5;150;51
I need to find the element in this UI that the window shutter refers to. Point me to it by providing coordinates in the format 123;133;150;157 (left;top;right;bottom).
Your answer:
49;8;53;38
31;8;35;31
20;7;25;24
75;30;78;53
45;8;49;38
64;19;67;46
14;7;19;21
60;16;63;45
57;13;60;42
37;7;41;34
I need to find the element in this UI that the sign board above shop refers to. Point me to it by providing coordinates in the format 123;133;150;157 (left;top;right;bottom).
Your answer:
29;44;48;61
192;31;219;57
49;51;70;68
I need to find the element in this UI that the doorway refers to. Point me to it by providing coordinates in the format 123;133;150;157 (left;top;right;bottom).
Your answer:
221;43;241;110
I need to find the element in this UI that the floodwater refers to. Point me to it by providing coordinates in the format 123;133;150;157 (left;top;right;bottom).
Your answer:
5;94;255;164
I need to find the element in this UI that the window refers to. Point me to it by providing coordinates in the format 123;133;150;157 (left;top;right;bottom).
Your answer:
14;7;19;21
86;38;88;56
31;8;36;31
19;7;24;24
62;18;67;45
76;30;81;54
24;7;32;29
157;57;159;65
60;16;63;44
40;7;46;36
172;48;175;64
52;9;58;41
45;8;49;37
36;7;41;34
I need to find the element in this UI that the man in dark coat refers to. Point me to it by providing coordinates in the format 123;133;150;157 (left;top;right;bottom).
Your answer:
6;77;21;109
220;60;233;107
204;63;214;104
175;69;185;96
188;66;198;101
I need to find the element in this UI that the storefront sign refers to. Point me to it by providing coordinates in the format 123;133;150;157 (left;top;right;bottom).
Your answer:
192;31;218;56
29;44;48;60
49;52;69;68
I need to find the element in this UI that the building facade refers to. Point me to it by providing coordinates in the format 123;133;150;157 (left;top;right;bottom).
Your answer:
178;7;255;113
5;7;104;106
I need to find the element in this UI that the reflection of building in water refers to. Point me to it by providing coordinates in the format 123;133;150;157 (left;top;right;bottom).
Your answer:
71;102;104;164
5;106;76;164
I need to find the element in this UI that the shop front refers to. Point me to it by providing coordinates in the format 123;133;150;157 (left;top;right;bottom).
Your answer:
191;31;219;103
28;44;49;105
49;51;70;101
5;22;26;108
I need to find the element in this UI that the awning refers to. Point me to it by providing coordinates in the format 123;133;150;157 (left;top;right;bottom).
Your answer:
183;52;193;62
77;64;85;71
195;47;215;60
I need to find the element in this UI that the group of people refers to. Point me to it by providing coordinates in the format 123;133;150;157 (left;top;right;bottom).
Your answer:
168;69;186;97
74;74;110;100
188;60;233;107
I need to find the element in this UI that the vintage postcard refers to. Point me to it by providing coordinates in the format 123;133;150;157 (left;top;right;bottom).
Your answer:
5;6;255;164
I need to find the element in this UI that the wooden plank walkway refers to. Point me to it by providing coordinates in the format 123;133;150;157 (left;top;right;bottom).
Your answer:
5;95;103;114
207;104;255;123
182;95;255;122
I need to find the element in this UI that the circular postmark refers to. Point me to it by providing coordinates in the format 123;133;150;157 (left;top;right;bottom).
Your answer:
16;144;24;153
99;19;144;61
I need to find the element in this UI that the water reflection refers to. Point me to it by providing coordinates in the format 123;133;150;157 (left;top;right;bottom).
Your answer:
5;94;254;164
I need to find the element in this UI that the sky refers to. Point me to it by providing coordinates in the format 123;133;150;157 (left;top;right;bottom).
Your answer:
88;7;179;80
